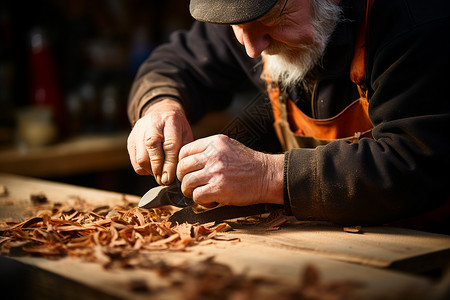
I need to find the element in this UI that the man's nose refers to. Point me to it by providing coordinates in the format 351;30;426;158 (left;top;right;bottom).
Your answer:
232;23;271;58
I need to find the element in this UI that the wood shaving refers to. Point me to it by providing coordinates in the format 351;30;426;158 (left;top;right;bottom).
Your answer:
266;215;290;231
30;193;49;204
0;185;7;197
234;207;288;227
343;226;362;234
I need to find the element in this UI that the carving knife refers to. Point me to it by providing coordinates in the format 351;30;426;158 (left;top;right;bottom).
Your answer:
139;182;282;226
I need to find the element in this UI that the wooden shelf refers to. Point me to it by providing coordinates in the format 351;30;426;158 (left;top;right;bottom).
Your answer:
0;132;131;178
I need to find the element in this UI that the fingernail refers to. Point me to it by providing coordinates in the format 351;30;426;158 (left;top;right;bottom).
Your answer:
161;172;168;185
155;175;161;185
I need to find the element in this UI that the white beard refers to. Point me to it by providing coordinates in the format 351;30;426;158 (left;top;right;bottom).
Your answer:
262;41;322;87
262;0;342;87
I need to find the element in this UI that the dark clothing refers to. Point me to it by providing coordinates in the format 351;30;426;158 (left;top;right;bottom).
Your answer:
128;0;450;226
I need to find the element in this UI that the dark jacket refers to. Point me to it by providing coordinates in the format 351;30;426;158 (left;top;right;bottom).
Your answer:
128;0;450;227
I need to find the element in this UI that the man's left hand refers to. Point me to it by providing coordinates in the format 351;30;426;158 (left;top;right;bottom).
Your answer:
176;134;284;206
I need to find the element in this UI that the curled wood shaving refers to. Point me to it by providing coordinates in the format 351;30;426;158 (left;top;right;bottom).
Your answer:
233;207;289;228
0;198;232;267
343;226;362;234
0;185;8;197
266;215;290;231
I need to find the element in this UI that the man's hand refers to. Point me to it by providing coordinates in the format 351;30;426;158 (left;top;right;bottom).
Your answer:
177;134;284;206
127;99;193;185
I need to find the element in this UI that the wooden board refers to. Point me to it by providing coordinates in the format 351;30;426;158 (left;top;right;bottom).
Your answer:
229;224;450;273
1;173;450;299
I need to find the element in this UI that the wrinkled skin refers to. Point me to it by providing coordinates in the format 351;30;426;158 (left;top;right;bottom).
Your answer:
231;0;314;58
127;99;193;185
177;134;284;206
127;98;284;206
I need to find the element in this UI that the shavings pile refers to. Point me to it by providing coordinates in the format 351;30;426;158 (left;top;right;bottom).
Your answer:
0;196;233;267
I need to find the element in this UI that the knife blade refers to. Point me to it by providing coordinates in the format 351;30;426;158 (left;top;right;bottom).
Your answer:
139;181;194;209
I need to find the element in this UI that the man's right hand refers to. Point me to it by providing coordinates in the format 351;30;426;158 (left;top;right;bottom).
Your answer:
127;98;193;185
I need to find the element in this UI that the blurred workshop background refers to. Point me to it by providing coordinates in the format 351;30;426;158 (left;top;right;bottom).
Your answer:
0;0;280;196
0;0;195;195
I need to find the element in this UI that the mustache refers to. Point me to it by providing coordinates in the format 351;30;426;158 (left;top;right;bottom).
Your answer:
263;41;309;58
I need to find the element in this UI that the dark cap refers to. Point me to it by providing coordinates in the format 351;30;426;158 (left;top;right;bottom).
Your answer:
189;0;279;25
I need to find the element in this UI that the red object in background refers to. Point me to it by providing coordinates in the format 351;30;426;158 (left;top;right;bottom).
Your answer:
28;27;64;129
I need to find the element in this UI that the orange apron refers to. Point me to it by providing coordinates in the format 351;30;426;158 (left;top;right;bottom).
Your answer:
264;0;374;150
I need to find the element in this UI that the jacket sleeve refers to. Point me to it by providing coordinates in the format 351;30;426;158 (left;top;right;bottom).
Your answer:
286;4;450;225
127;21;260;125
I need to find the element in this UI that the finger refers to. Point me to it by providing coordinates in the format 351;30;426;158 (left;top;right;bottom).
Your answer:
180;169;209;199
161;121;182;185
178;136;212;161
177;152;206;182
129;130;153;175
195;200;220;209
145;131;165;184
192;184;221;207
127;133;141;173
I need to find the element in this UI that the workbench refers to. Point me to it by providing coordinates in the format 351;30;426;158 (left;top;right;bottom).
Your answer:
1;173;450;300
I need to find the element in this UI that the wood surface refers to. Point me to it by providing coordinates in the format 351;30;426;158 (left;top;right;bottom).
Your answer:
1;173;450;299
231;223;450;273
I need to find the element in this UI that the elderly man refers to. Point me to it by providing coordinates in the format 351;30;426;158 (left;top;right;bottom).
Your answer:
127;0;450;231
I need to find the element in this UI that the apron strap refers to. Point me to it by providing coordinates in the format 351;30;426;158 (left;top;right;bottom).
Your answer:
350;0;375;99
